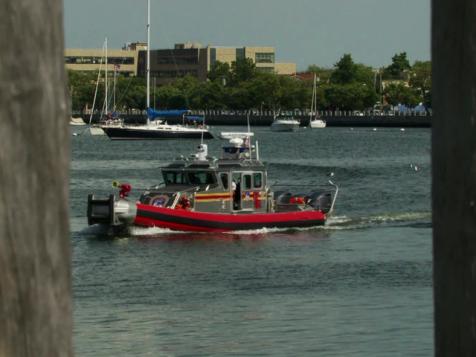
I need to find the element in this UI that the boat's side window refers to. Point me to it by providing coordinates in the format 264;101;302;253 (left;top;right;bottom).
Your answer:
164;171;187;185
188;171;217;185
176;172;187;184
220;173;229;190
164;171;175;185
243;174;252;190
253;173;262;189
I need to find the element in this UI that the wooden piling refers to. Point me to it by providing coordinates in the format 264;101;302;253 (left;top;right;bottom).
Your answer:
0;0;72;356
432;0;476;355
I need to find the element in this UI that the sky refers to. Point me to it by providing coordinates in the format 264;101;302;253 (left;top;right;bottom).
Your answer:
63;0;430;71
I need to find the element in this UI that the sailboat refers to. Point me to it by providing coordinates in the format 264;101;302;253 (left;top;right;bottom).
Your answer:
101;0;213;140
309;73;326;129
88;38;108;136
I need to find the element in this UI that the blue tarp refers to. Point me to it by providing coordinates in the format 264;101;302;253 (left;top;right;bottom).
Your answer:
396;103;427;113
147;107;189;120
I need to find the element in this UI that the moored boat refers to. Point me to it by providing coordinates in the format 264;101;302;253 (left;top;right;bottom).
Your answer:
270;117;300;132
309;73;327;129
87;132;338;233
102;110;213;140
100;1;213;140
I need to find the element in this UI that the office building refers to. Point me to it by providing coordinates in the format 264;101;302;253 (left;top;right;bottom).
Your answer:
65;42;147;76
65;42;296;84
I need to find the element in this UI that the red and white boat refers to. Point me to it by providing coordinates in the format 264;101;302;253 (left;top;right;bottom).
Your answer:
87;133;338;233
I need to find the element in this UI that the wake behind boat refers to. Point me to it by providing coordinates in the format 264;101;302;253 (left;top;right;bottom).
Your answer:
87;132;338;233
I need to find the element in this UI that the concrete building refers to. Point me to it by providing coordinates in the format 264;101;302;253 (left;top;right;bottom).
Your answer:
65;42;296;84
65;42;146;76
141;43;297;84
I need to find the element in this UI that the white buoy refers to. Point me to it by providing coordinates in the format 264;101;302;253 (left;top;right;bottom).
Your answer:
400;128;405;132
373;128;377;131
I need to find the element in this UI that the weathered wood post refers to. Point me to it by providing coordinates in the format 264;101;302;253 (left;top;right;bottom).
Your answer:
0;0;72;356
432;0;476;355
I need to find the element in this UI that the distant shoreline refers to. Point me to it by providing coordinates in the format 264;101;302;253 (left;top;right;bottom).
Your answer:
79;112;431;127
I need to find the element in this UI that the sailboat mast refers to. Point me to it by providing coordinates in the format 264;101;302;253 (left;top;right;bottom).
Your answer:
310;73;315;120
146;0;150;109
105;37;108;115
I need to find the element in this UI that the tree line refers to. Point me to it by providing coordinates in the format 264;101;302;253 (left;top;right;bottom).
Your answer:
68;52;431;112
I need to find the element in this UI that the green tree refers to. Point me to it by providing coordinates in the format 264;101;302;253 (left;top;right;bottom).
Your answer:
384;52;411;79
330;54;358;84
409;61;431;107
208;61;231;84
155;85;186;109
324;83;377;110
230;58;257;85
115;76;146;110
354;63;375;87
383;83;419;106
307;65;333;83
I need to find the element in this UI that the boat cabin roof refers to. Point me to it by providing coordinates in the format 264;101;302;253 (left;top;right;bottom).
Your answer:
165;158;265;171
166;133;264;171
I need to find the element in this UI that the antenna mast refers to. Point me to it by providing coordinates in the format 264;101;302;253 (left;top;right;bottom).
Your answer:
146;0;151;109
105;37;108;115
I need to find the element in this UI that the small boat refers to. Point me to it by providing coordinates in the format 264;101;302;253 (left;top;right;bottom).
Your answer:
270;116;300;132
218;131;254;140
309;73;326;129
87;132;338;233
70;117;86;126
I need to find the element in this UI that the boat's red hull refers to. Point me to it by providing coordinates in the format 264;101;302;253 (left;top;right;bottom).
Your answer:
134;204;326;232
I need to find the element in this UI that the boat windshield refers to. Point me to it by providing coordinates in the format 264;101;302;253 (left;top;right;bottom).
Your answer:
163;171;216;185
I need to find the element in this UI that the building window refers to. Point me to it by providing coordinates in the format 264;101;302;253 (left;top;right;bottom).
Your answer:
154;69;198;79
255;52;275;64
157;57;198;65
65;56;133;65
236;48;245;61
210;48;217;66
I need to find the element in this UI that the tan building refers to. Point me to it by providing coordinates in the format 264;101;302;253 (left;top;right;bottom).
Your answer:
207;45;296;75
65;42;146;76
65;42;296;83
142;43;296;84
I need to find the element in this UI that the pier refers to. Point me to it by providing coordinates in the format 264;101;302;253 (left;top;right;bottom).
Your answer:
79;110;431;127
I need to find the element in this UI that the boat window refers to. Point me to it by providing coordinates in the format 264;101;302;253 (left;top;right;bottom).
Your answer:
253;172;263;188
243;174;252;190
187;171;216;185
163;171;188;185
220;173;229;189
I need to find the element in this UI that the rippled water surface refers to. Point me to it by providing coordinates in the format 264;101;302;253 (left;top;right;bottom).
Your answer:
71;126;432;356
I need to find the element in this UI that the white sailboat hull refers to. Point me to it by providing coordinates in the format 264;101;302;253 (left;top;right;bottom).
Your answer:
70;117;86;126
310;119;326;128
271;119;300;132
89;126;105;135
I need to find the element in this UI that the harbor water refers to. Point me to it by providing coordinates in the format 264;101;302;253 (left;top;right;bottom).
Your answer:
71;126;432;356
